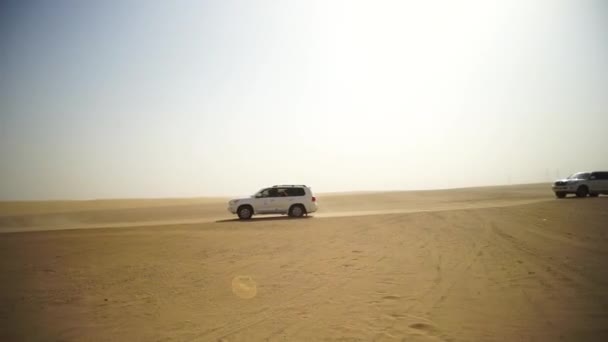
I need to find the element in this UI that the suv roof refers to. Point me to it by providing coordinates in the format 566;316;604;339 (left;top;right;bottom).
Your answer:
272;185;309;188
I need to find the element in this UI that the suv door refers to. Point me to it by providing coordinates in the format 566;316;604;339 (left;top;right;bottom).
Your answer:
589;172;601;192
254;188;277;214
275;188;295;213
598;172;608;192
279;187;307;213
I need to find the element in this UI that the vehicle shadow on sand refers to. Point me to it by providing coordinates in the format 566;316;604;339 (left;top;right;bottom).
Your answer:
560;195;607;200
216;216;314;223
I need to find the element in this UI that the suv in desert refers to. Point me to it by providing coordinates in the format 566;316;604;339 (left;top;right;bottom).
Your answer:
552;171;608;198
228;185;318;219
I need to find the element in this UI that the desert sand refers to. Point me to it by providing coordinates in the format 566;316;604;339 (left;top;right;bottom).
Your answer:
1;184;608;341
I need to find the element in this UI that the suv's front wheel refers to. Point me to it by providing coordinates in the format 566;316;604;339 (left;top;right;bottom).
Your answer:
237;205;253;220
555;192;566;199
576;186;589;198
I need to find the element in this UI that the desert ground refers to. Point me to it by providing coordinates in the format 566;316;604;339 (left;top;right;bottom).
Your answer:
1;184;608;341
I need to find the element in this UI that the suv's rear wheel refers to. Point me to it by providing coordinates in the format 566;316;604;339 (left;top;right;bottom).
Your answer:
237;205;253;220
555;192;566;199
288;204;305;218
576;186;589;198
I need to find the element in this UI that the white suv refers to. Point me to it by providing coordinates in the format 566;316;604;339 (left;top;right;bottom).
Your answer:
552;171;608;198
228;185;318;219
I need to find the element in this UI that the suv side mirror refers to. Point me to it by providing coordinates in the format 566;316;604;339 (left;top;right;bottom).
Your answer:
590;175;596;180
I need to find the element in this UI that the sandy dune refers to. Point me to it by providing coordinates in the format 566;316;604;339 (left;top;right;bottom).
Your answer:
1;184;608;341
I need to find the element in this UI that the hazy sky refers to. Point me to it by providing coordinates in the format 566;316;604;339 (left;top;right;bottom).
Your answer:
1;0;607;199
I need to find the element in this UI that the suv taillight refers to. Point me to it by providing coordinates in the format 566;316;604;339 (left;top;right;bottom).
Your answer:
312;196;316;202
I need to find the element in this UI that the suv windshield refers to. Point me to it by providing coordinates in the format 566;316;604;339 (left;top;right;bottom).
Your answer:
567;172;590;180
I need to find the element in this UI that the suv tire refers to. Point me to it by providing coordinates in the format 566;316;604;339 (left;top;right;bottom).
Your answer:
555;192;566;199
288;204;305;218
237;205;253;220
576;186;589;198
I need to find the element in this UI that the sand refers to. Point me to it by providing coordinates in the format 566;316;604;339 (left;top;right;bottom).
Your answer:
1;184;608;341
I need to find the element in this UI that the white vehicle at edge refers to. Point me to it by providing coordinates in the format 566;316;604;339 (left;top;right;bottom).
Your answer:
552;171;608;198
228;185;318;219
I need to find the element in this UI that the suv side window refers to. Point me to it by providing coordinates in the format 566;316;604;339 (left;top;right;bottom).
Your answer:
591;172;608;180
258;188;280;198
285;187;305;196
